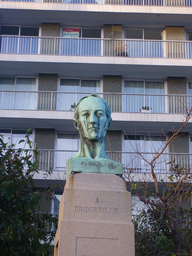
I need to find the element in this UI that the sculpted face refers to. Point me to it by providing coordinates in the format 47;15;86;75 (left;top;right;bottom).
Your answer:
75;97;109;141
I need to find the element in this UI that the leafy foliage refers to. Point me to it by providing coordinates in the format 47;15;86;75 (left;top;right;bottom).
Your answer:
0;133;57;256
132;166;192;256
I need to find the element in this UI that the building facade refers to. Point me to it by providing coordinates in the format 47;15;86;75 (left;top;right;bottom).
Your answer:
0;0;192;217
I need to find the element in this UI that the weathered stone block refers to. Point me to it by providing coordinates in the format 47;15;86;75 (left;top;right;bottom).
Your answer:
54;173;135;256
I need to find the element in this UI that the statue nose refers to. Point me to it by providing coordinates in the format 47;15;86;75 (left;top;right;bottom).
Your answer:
90;113;97;124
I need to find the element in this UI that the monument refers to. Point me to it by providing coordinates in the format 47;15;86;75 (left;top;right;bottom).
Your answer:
54;94;135;256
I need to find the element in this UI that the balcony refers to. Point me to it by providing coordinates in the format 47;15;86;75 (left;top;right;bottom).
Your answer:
0;91;191;114
1;36;191;79
1;0;192;6
1;36;192;59
37;149;192;176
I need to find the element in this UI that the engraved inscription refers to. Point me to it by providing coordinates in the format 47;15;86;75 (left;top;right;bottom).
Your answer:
95;198;99;203
74;206;118;214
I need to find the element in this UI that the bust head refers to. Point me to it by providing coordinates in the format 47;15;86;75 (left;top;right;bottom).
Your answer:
73;94;112;141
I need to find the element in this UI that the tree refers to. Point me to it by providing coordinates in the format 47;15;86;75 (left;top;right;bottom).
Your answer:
0;132;57;256
124;109;192;256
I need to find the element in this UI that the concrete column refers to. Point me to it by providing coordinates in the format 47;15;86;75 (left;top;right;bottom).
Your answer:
165;27;185;58
104;25;122;56
104;25;122;39
35;129;56;171
106;131;122;163
103;75;122;112
35;129;55;149
41;23;60;55
167;77;187;113
168;132;189;170
38;74;58;110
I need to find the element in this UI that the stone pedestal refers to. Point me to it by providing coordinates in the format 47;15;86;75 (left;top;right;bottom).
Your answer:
66;158;123;179
54;173;135;256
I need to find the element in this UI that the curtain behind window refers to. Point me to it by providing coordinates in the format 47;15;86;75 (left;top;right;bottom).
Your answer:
0;78;15;109
58;79;100;110
145;82;164;113
124;81;144;112
55;134;79;170
59;79;80;111
188;83;192;107
124;81;164;113
124;135;166;173
15;78;36;110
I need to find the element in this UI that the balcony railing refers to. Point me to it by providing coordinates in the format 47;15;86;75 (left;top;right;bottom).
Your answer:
0;91;191;114
1;36;192;59
1;0;192;6
38;149;192;175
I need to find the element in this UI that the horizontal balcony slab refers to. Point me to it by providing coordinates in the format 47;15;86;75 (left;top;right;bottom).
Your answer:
1;2;192;28
0;110;192;134
0;54;192;79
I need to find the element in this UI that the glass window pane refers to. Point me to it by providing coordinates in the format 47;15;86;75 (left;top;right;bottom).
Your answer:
55;134;79;170
124;29;143;39
60;79;79;92
1;26;19;35
16;78;36;91
145;82;164;94
187;32;192;41
20;27;39;36
0;78;15;90
54;194;62;214
15;78;36;110
82;29;101;38
81;80;100;93
123;135;145;172
145;136;166;172
58;79;80;111
189;82;192;94
144;30;162;40
0;130;11;145
124;81;144;93
124;81;144;112
0;78;15;109
145;82;164;113
12;131;32;149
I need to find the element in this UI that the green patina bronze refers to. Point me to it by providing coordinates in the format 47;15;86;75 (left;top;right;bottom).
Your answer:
66;94;123;179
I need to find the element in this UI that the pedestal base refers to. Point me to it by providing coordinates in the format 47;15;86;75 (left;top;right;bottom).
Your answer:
54;173;135;256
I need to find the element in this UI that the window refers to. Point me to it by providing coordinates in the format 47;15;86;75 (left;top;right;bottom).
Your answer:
0;26;39;54
0;78;37;110
57;79;100;111
62;28;101;39
123;81;165;113
55;134;79;171
52;194;62;217
82;29;101;38
0;129;33;149
188;82;192;109
186;33;192;58
60;27;101;56
123;135;167;173
124;29;162;40
124;29;143;39
124;29;163;58
186;32;192;41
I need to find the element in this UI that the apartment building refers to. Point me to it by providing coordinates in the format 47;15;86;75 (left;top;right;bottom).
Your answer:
0;0;192;217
